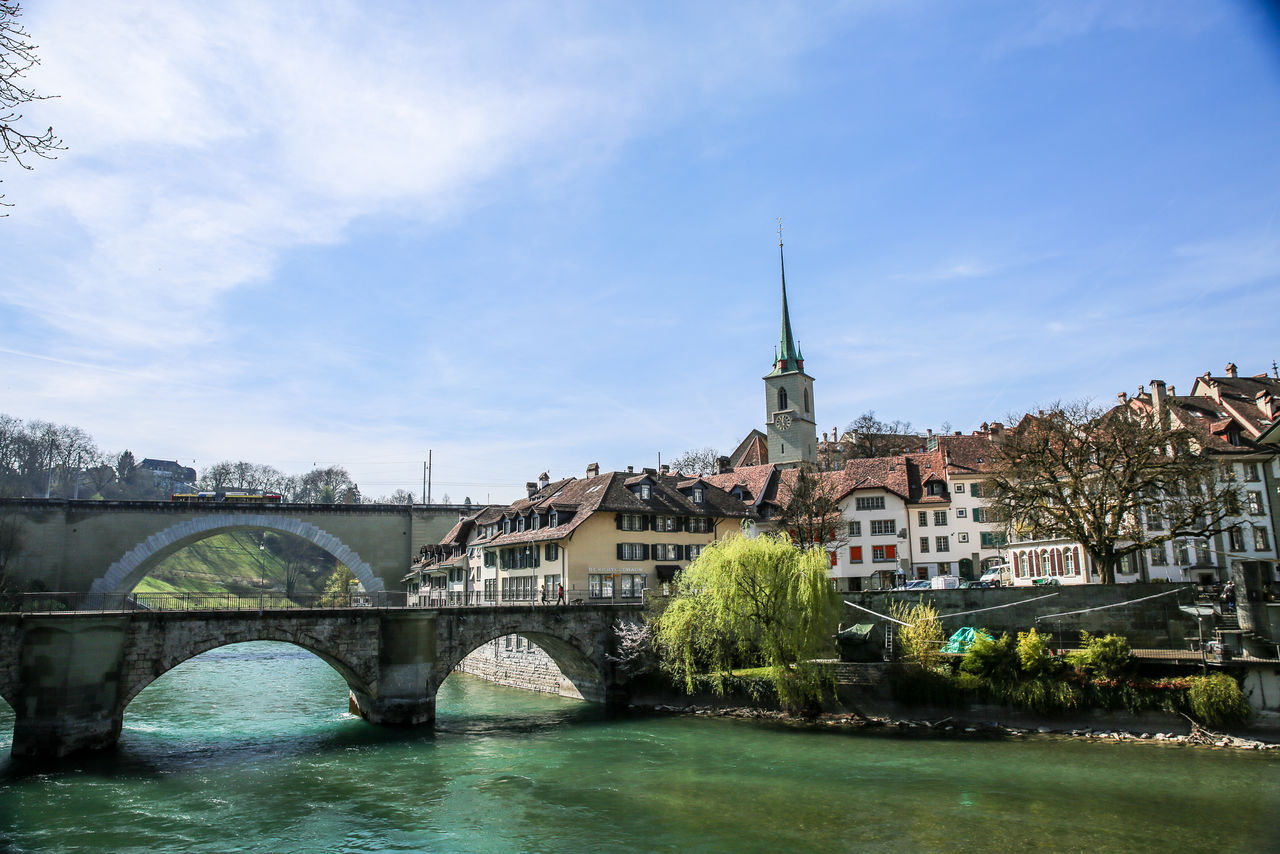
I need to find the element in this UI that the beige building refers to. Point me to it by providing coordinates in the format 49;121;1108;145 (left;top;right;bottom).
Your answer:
407;464;753;604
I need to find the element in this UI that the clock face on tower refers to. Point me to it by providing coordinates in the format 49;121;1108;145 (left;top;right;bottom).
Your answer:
774;413;793;430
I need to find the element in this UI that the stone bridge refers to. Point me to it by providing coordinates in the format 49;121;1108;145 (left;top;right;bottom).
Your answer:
0;499;479;594
0;603;642;758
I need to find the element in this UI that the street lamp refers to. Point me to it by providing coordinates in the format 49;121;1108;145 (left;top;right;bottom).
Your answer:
258;536;266;613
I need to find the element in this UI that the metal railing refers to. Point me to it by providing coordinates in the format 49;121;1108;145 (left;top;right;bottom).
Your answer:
2;588;650;613
1;591;411;614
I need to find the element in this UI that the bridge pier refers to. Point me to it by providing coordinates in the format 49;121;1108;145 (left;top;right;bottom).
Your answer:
10;616;130;758
349;612;439;726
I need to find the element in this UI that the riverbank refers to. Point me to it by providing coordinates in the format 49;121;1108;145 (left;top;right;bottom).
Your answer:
626;701;1280;751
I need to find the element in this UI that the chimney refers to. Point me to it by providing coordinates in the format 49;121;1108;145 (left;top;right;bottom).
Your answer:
1257;391;1276;420
1169;385;1176;397
1150;380;1166;424
627;465;634;473
926;428;933;438
716;455;731;474
660;464;670;475
1225;362;1238;378
538;471;550;490
642;467;657;476
525;482;537;498
989;422;1004;440
586;462;600;477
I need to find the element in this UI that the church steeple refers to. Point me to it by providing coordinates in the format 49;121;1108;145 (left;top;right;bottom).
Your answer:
771;219;803;376
762;219;817;468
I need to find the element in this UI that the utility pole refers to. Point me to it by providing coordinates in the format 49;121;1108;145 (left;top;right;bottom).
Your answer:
426;450;432;505
422;461;427;506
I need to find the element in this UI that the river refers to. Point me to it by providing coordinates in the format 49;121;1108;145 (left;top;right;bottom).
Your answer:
0;641;1276;853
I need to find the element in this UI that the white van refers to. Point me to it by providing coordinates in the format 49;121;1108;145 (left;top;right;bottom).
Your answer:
978;565;1013;587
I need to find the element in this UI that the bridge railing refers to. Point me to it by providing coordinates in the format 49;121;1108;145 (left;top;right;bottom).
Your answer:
1;591;412;613
407;586;645;608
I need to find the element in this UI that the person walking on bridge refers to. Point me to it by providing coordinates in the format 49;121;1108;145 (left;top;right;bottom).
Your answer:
556;583;565;605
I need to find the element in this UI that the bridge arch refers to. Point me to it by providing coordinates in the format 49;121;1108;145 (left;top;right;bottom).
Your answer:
120;631;377;711
88;513;386;595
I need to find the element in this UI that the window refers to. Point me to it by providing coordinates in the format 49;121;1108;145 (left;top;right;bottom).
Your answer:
618;542;647;561
856;496;885;511
1147;506;1164;531
483;579;496;601
847;520;862;537
1246;491;1264;515
484;550;496;568
516;516;525;532
1195;540;1211;565
872;545;897;562
1063;551;1077;574
549;510;559;527
1255;527;1271;551
530;514;540;530
917;511;928;527
848;546;863;562
692;487;704;503
687;544;705;560
545;543;559;561
970;483;983;498
955;483;965;493
926;482;946;497
980;532;1006;549
686;516;711;533
543;574;560;599
654;515;680;532
503;518;511;535
1174;540;1189;564
829;550;838;567
933;510;947;526
589;574;614;599
919;536;930;553
803;388;810;413
1243;462;1260;482
616;574;646;598
971;508;986;523
870;519;896;535
957;532;968;543
1149;545;1168;566
653;543;683;561
956;508;966;518
618;513;646;531
639;484;652;499
1229;527;1245;551
778;388;788;411
935;536;950;553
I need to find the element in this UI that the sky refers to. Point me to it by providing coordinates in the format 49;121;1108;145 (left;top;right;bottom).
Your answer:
2;0;1279;504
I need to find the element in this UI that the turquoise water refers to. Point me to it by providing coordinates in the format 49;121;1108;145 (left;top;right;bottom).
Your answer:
0;642;1276;853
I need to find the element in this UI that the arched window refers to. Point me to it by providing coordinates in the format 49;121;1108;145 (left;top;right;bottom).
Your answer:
1063;549;1074;574
778;387;788;411
803;388;810;413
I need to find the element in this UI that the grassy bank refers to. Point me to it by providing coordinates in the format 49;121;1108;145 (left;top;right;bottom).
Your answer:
132;532;330;596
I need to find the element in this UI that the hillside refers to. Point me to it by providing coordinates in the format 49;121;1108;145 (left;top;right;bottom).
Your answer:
132;531;334;596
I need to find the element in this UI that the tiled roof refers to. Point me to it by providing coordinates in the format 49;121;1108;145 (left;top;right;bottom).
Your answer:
728;430;769;468
704;464;777;507
481;469;753;548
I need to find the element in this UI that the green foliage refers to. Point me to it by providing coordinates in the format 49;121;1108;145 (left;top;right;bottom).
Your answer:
1004;677;1083;714
320;565;356;606
889;599;946;671
1016;628;1059;678
960;632;1020;683
649;533;840;712
1186;673;1251;727
890;665;974;707
1065;632;1134;681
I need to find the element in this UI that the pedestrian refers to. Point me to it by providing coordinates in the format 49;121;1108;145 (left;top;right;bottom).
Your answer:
540;586;547;606
556;583;565;605
1222;580;1237;613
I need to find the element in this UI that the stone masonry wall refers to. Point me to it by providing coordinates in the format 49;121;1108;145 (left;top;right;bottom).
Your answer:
456;636;581;699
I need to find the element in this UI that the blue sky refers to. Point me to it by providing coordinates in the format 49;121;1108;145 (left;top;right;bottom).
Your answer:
2;1;1278;503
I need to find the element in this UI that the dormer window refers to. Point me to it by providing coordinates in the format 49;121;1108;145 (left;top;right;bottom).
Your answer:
549;510;559;526
531;514;540;530
692;487;704;504
639;484;652;499
503;519;511;535
516;516;525;532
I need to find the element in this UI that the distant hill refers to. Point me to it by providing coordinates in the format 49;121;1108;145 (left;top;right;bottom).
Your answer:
132;531;333;596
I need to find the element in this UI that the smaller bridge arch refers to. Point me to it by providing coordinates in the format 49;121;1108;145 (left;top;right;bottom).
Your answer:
89;513;386;595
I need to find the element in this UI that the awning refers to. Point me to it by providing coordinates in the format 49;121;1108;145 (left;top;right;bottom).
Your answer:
655;565;681;582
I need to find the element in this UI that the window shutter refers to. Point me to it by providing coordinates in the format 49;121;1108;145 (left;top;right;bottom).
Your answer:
850;546;862;562
683;544;693;560
829;551;837;567
616;543;624;560
886;545;896;559
676;516;686;532
642;544;651;560
616;514;623;530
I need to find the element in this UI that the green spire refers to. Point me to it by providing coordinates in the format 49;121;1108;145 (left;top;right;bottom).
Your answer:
773;225;803;375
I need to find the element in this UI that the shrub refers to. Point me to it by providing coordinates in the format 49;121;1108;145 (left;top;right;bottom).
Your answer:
960;632;1020;683
1016;628;1059;678
889;599;946;671
1003;677;1083;715
1065;632;1134;681
1186;673;1251;727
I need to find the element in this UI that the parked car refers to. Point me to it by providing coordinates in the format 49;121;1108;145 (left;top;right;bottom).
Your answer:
900;580;931;590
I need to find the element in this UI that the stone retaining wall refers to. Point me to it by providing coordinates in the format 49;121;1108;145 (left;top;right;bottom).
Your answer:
455;636;581;699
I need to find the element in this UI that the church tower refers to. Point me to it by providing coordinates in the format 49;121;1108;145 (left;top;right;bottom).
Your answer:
764;223;817;468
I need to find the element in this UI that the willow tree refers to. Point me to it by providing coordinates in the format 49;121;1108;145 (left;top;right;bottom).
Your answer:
987;401;1243;584
650;533;840;711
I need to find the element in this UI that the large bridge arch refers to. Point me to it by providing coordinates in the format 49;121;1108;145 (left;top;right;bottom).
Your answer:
120;631;378;710
88;513;386;595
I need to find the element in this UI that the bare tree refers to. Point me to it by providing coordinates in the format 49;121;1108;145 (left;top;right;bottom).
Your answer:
986;401;1244;584
0;2;64;212
668;447;720;476
839;411;919;461
775;463;847;550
